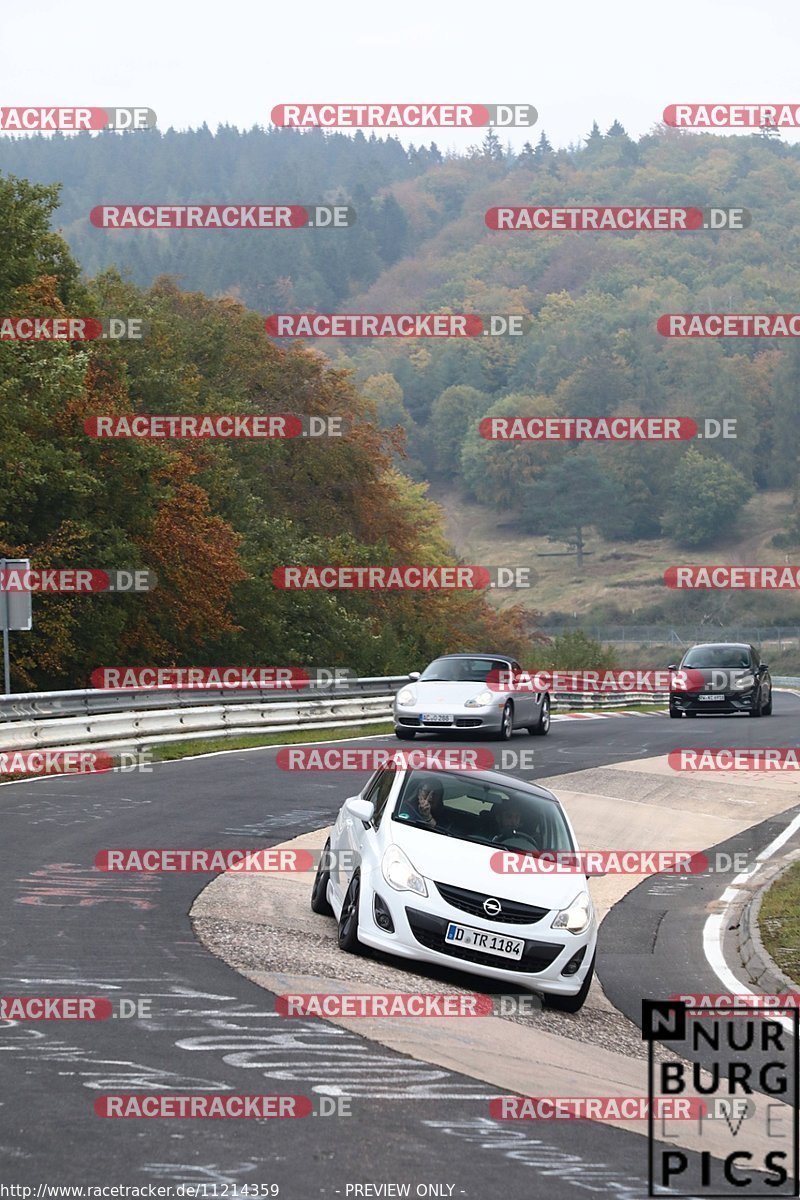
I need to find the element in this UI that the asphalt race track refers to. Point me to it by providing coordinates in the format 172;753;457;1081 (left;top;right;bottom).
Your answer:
2;697;799;1196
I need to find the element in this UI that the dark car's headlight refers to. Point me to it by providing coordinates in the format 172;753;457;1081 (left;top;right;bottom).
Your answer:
733;673;755;691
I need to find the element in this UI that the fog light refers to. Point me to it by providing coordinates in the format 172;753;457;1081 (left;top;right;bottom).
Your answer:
373;893;395;933
561;947;587;977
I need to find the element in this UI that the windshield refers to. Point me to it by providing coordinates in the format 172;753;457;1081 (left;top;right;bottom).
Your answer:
392;770;574;854
419;657;510;683
682;646;752;669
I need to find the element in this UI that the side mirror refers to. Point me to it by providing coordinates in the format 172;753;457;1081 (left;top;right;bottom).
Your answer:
760;663;769;672
408;671;421;682
344;797;375;824
667;663;678;671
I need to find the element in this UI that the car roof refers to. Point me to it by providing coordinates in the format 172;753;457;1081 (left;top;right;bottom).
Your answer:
427;652;516;662
685;642;751;650
403;765;559;804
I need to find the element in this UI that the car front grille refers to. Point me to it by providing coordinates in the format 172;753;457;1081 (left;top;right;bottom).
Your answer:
405;908;562;974
434;881;547;925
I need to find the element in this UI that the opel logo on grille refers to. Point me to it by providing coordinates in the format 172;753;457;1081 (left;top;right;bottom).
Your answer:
483;897;502;917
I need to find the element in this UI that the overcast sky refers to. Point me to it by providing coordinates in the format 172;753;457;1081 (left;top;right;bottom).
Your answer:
5;0;800;150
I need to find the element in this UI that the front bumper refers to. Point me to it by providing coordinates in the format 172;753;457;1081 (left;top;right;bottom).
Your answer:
670;689;758;714
356;866;596;997
394;701;506;732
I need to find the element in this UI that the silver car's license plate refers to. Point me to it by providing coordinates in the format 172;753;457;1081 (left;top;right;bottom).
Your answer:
445;921;524;960
698;695;726;702
421;713;452;723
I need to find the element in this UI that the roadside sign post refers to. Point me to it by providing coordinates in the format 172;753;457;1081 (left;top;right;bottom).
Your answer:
0;558;32;695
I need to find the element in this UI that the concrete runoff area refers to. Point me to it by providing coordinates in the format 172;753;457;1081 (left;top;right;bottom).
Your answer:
191;753;800;1158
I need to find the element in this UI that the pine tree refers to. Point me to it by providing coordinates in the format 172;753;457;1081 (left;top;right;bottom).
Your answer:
481;129;504;161
585;121;603;149
533;130;554;160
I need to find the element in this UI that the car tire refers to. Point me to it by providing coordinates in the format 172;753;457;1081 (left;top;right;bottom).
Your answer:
750;692;763;718
337;872;363;954
310;839;334;916
529;695;551;736
545;952;595;1014
395;727;416;740
497;702;514;741
763;690;773;716
669;706;681;718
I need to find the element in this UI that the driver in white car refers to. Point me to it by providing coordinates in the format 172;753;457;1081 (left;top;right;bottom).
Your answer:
492;798;525;841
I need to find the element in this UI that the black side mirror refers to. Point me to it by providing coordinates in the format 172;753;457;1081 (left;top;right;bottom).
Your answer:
760;663;769;672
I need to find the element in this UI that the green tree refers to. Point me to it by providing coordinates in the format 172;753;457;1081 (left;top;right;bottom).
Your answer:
428;385;490;476
481;129;504;162
661;449;754;547
534;130;554;162
522;450;620;569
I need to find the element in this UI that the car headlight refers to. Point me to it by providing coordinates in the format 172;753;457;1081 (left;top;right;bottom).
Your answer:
396;687;416;705
733;674;755;691
464;690;494;708
381;845;427;897
552;892;592;934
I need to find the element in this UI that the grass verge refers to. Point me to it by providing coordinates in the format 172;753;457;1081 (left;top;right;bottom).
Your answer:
758;860;800;984
147;721;396;761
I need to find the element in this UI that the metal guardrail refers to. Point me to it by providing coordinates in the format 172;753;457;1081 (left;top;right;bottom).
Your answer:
0;677;794;753
0;677;406;722
0;678;657;753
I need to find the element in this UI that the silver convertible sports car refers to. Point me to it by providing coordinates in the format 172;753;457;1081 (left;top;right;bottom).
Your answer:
393;653;550;740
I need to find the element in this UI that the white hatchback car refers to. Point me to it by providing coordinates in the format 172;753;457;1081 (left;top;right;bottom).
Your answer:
311;764;597;1011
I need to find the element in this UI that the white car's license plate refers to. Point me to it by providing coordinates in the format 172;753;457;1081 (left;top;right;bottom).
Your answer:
445;921;524;960
421;713;452;723
698;695;726;702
